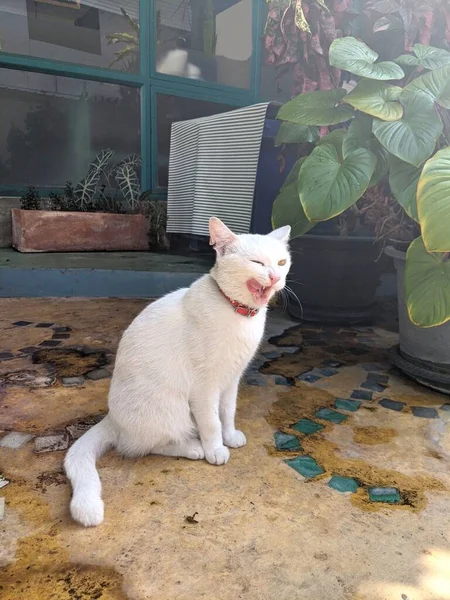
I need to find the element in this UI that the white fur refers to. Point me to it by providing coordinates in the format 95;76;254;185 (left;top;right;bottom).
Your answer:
65;219;291;527
157;49;202;79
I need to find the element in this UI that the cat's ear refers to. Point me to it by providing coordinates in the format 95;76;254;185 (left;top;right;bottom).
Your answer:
209;217;237;256
269;225;291;243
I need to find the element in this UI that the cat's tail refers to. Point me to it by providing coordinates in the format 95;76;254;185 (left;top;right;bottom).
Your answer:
64;415;116;527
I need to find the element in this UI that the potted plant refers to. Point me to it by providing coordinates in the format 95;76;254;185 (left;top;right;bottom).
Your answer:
12;150;150;252
272;36;450;389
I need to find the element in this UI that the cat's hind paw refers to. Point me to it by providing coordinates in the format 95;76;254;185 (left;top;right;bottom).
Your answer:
223;429;247;448
205;445;230;465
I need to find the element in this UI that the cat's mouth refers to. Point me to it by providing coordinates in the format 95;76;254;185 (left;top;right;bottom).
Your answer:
246;278;274;305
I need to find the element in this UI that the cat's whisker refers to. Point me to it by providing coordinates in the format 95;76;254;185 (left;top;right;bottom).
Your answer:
285;285;304;319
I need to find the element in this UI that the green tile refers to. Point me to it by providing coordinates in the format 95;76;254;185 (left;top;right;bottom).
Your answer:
274;432;301;451
328;475;358;493
291;418;324;435
315;408;348;424
368;487;401;504
335;398;361;412
285;455;325;479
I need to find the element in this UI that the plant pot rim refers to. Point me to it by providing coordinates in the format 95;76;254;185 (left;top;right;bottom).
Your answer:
12;208;144;218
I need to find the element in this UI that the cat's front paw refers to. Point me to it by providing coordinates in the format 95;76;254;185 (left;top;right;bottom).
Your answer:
205;445;230;466
223;429;247;448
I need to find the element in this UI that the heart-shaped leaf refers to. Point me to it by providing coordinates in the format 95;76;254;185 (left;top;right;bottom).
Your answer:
298;144;376;222
275;123;320;146
413;44;450;70
343;114;389;186
405;236;450;327
272;158;313;238
317;129;346;158
343;79;403;121
329;37;405;80
400;65;450;109
417;147;450;252
372;93;442;167
388;155;420;221
395;54;419;67
277;89;354;126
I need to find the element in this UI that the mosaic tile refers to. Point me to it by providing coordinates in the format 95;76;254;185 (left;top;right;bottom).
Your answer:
62;376;85;387
328;475;358;493
366;373;389;384
274;376;294;386
0;352;14;361
13;321;33;327
298;372;321;383
318;367;339;377
52;333;71;340
351;390;373;401
53;326;72;333
411;406;439;419
315;408;348;424
321;359;343;368
291;418;324;435
379;398;405;412
35;323;54;328
285;455;325;479
0;432;34;449
263;351;281;359
441;403;450;411
86;368;111;381
361;363;384;372
18;347;39;355
34;434;69;453
274;432;301;451
335;398;361;412
361;380;386;393
368;487;401;503
245;374;267;387
39;340;62;347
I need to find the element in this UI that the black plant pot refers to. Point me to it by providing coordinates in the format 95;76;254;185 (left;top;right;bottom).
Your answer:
288;234;384;324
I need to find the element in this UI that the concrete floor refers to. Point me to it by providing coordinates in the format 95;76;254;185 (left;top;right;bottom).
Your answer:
1;299;450;600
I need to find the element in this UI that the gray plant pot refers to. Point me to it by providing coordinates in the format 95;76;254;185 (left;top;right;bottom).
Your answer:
386;245;450;394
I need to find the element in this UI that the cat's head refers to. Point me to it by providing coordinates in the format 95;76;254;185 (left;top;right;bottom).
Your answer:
209;217;291;308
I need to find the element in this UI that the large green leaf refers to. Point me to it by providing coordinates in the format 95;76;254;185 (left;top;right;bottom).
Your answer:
395;54;420;67
275;123;319;146
388;155;420;221
405;236;450;327
372;94;442;167
317;129;346;158
277;89;354;126
400;65;450;109
343;79;403;121
412;45;450;71
343;114;389;186
417;147;450;252
272;159;312;238
329;37;405;80
298;144;376;221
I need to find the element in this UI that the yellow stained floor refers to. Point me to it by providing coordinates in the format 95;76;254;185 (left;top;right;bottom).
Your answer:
1;299;450;600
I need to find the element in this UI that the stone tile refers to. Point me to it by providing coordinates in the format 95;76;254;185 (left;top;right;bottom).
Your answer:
35;322;54;328
52;333;71;340
86;368;111;381
315;408;348;424
245;374;267;387
411;406;439;419
13;321;33;327
34;434;69;453
18;347;39;355
285;455;325;479
263;351;281;359
298;372;322;384
0;431;34;449
351;390;373;401
361;363;384;372
291;418;324;435
0;352;14;360
335;398;361;412
39;340;62;347
379;398;405;412
441;403;450;411
361;380;386;393
66;416;104;440
318;368;339;377
368;487;401;503
62;376;85;387
366;373;389;384
274;432;301;451
321;359;343;368
273;376;294;386
328;475;358;493
53;326;72;333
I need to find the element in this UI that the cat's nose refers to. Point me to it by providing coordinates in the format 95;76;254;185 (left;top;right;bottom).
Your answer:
268;271;280;285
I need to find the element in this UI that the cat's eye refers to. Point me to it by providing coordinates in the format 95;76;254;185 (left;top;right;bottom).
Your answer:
251;260;264;266
278;259;287;266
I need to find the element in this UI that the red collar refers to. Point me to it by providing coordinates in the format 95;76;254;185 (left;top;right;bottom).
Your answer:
218;287;259;317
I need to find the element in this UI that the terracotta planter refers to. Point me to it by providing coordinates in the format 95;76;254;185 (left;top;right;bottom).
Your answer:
11;209;149;253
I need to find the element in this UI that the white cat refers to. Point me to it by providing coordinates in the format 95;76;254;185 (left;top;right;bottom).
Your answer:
157;48;202;79
64;218;291;527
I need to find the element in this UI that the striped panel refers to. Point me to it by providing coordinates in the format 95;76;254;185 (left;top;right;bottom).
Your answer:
167;102;270;236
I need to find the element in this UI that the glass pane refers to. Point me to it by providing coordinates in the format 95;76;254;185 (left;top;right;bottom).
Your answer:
0;68;140;188
0;1;139;72
155;0;252;89
157;93;235;187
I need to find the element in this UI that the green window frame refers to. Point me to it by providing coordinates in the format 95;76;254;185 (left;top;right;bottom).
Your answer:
0;0;264;196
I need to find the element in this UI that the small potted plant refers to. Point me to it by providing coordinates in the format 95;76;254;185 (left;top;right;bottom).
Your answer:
272;36;450;390
12;150;150;252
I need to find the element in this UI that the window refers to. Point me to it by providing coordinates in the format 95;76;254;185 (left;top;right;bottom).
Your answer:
0;0;140;72
155;0;253;89
156;93;235;187
0;68;140;187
